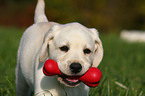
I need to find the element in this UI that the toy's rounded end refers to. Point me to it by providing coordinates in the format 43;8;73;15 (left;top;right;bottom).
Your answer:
79;67;102;87
43;59;61;76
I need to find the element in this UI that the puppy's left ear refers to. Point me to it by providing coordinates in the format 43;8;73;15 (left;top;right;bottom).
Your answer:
89;28;103;67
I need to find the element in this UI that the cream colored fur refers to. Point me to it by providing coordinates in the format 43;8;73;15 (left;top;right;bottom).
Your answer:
15;0;103;96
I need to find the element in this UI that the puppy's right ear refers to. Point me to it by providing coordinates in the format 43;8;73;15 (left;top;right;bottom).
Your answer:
39;24;59;62
39;31;54;62
39;24;62;62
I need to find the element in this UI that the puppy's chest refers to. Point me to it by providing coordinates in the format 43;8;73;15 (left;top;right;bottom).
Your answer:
59;86;89;96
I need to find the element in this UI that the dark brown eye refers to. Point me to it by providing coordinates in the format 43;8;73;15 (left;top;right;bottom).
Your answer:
83;48;91;54
59;46;69;52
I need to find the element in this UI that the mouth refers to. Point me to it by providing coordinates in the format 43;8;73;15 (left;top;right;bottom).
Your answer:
58;75;81;87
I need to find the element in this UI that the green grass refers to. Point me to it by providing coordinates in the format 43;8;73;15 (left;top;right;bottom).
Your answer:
0;27;145;96
0;26;23;96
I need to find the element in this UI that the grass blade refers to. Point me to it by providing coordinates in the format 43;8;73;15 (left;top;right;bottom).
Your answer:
115;81;128;89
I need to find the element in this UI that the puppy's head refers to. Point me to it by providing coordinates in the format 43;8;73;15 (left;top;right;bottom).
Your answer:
40;23;103;87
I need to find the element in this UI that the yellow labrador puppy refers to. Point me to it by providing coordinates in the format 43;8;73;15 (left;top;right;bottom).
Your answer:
15;0;103;96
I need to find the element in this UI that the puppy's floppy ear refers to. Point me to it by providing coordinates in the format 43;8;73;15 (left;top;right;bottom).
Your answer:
39;24;60;62
39;31;53;62
89;28;103;67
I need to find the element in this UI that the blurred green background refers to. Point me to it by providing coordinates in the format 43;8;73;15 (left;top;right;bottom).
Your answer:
1;0;145;32
0;0;145;96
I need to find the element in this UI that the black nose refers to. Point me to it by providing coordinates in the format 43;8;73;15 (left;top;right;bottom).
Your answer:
70;63;82;74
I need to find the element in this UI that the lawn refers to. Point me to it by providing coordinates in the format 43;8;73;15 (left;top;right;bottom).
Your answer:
0;26;145;96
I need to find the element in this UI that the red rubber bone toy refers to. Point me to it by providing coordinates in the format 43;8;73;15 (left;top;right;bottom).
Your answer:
43;59;102;87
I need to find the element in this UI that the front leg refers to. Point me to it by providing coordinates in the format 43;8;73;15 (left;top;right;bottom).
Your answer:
15;63;31;96
34;66;66;96
35;90;53;96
